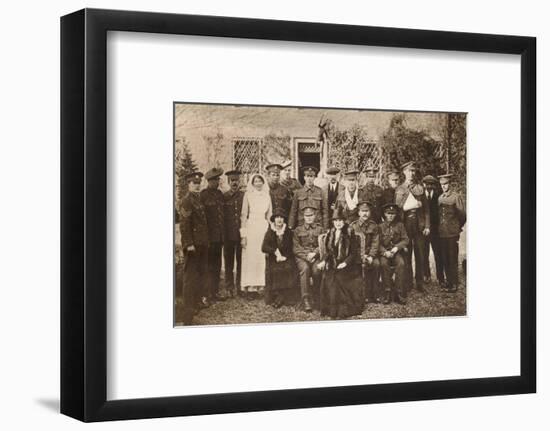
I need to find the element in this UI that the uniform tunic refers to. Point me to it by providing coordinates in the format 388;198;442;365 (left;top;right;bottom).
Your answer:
293;222;324;300
288;184;329;230
223;189;244;292
200;187;225;298
350;219;381;301
438;190;466;288
379;220;409;299
268;182;292;219
178;191;209;323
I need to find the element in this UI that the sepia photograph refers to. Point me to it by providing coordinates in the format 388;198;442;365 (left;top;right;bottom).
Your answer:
174;103;467;326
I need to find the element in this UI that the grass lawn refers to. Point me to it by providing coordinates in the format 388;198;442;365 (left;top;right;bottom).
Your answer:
175;255;466;326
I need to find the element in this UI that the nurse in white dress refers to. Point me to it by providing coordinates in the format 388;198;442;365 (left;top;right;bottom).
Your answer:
239;173;272;294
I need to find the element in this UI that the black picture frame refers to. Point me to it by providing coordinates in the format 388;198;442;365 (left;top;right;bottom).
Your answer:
61;8;536;422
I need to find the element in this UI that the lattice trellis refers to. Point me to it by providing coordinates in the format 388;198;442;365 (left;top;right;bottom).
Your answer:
233;138;263;175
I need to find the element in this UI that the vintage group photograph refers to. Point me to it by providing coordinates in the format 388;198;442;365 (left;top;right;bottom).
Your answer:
174;103;467;326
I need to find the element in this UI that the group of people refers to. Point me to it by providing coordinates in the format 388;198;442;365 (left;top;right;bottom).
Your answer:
177;160;466;324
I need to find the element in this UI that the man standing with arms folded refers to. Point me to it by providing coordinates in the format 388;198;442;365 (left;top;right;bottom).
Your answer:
293;206;324;312
395;161;430;293
289;166;329;230
201;167;226;302
223;170;245;298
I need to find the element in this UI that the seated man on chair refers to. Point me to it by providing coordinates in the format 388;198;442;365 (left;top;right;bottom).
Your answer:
379;203;410;304
293;206;324;312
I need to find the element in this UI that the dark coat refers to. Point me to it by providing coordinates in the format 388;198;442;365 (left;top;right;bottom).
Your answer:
261;225;296;293
200;187;225;243
179;191;209;248
320;225;363;318
322;181;345;213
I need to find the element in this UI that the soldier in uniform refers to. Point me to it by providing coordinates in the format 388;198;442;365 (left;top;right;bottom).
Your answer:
395;161;430;293
280;159;302;196
335;170;367;224
293;206;324;312
438;174;466;292
321;166;344;214
179;172;209;323
362;164;384;223
223;170;244;297
422;174;445;287
265;163;293;218
379;203;409;304
350;201;381;304
200;168;225;302
289;166;329;230
382;169;401;205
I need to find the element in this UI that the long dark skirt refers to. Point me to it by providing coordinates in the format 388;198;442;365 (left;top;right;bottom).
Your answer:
264;258;298;306
320;267;364;319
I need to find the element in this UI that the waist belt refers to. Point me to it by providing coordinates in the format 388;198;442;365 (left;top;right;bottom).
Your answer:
405;209;418;217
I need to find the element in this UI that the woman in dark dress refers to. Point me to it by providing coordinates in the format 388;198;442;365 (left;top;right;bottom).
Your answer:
319;207;364;319
261;208;298;308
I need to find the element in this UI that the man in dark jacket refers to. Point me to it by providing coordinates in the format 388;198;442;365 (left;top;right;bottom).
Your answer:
321;166;344;214
223;170;244;297
200;168;225;302
422;175;445;287
362;165;384;223
395;161;430;293
438;174;466;292
266;163;293;218
179;172;209;323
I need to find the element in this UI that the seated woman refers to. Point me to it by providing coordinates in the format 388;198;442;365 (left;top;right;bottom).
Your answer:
318;207;364;319
261;207;298;308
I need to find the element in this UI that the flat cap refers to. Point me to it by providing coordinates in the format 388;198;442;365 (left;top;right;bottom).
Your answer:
204;167;224;180
326;166;341;175
422;175;438;185
343;169;359;178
